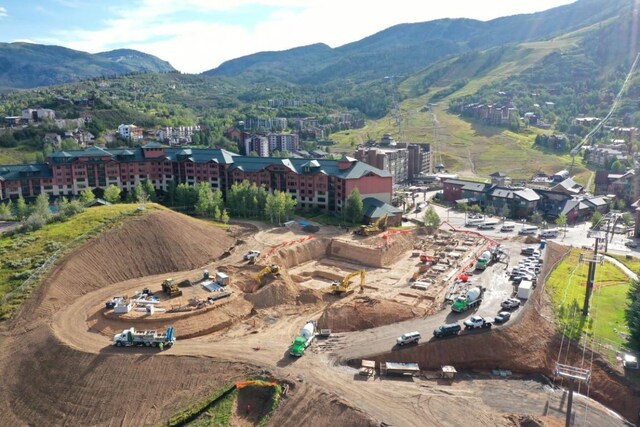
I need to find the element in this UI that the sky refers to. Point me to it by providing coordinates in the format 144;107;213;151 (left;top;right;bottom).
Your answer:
0;0;577;74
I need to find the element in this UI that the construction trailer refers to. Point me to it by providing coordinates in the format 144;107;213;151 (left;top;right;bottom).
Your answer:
380;362;420;377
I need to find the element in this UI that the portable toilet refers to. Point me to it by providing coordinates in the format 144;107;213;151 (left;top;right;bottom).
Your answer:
539;239;546;249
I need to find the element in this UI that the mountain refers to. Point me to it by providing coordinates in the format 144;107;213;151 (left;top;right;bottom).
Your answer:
0;43;175;89
204;0;631;84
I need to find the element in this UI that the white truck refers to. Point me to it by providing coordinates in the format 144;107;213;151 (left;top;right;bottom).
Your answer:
113;326;175;348
464;316;493;330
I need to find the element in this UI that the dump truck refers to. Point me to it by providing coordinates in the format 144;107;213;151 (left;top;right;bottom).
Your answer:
451;286;484;312
113;326;175;348
289;321;316;357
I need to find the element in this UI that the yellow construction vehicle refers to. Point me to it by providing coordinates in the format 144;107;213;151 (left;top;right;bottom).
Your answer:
255;264;280;284
330;270;366;296
355;214;388;236
161;278;183;298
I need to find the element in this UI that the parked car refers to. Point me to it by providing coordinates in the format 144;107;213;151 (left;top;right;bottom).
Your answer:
244;250;261;261
501;298;521;310
433;323;462;338
625;241;638;248
396;331;421;346
495;311;512;324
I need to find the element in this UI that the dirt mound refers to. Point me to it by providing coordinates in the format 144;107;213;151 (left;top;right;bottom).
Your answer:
269;382;379;427
13;209;236;328
504;414;548;427
318;296;427;332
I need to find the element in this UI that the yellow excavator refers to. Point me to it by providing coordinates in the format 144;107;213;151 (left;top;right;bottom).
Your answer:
329;270;366;296
255;264;280;284
161;278;183;298
355;214;388;236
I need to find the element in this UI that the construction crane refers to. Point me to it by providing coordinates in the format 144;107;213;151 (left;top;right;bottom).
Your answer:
568;52;640;175
329;270;366;296
255;264;280;284
355;214;388;236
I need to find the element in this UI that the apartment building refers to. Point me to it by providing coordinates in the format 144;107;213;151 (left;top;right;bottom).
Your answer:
0;144;392;214
354;139;431;184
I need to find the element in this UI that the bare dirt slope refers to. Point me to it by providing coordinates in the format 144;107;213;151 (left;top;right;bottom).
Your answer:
11;209;237;331
0;209;248;427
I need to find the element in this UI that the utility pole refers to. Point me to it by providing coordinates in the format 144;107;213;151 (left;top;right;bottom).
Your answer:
555;364;591;427
581;231;605;316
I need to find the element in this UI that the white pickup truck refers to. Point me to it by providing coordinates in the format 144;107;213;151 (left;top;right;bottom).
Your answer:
464;315;493;330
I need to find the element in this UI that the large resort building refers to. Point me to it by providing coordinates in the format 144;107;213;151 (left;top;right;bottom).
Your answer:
0;143;392;214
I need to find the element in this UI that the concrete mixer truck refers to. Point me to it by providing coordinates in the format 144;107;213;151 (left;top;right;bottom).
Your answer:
289;321;317;357
451;287;484;312
475;250;493;270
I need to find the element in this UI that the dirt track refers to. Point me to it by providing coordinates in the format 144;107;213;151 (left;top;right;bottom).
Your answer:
0;208;637;426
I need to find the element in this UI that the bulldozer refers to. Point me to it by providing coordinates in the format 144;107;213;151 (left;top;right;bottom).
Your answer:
255;264;280;284
329;270;366;296
162;278;183;298
355;214;388;236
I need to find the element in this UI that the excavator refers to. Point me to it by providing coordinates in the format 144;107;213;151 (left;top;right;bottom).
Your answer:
355;214;388;236
255;264;280;284
329;270;366;296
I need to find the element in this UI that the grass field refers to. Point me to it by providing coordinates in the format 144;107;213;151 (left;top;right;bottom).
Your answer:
610;254;640;276
0;203;150;319
546;249;631;348
186;389;238;427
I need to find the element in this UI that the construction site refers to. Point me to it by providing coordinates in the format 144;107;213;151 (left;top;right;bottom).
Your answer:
0;206;637;427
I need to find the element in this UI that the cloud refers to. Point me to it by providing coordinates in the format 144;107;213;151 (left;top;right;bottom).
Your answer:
0;6;7;18
42;0;577;73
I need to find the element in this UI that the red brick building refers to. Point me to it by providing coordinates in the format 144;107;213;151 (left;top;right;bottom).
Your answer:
0;144;392;214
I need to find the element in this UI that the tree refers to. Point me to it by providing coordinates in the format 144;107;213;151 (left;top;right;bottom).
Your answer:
175;183;198;211
32;192;51;222
616;199;626;211
555;212;568;234
623;212;633;226
457;201;469;213
485;204;496;216
143;180;157;202
423;206;441;231
0;202;11;220
591;210;603;229
626;278;640;351
500;204;511;220
195;182;214;217
220;209;230;224
79;188;95;204
470;204;482;215
531;211;543;224
345;188;364;225
14;196;28;221
104;185;122;204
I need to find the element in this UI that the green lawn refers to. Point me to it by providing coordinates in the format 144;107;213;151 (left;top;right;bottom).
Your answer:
0;203;151;319
546;249;631;348
610;254;640;276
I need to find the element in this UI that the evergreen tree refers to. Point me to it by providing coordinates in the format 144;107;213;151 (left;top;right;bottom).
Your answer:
626;278;640;351
555;213;568;234
423;206;441;231
591;211;603;229
500;204;511;220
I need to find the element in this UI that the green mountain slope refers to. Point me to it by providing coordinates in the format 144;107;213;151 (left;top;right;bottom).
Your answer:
204;0;630;84
0;43;175;89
